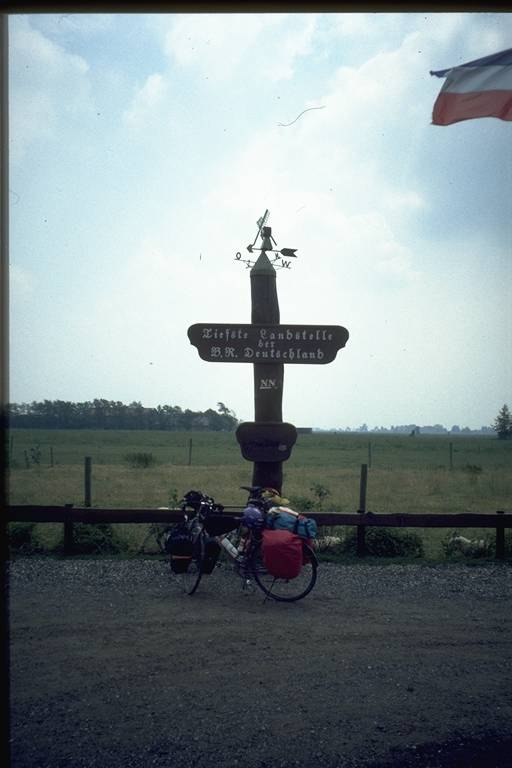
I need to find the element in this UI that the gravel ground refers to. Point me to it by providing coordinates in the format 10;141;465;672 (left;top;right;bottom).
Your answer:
7;557;512;768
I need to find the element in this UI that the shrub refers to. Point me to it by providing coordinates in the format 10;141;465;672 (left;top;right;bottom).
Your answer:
288;494;315;512
288;484;332;512
463;463;483;474
315;535;344;554
124;452;156;468
8;522;40;553
61;523;128;555
463;464;483;484
310;483;330;507
442;530;493;559
30;445;41;465
342;526;424;558
168;488;179;507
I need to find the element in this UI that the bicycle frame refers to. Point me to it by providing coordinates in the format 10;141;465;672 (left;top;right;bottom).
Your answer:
163;489;318;602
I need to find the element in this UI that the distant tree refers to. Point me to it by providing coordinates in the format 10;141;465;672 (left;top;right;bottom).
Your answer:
6;399;239;431
216;402;239;429
493;404;512;440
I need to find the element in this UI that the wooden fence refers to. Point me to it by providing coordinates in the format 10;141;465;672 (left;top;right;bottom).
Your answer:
7;458;511;558
7;504;511;559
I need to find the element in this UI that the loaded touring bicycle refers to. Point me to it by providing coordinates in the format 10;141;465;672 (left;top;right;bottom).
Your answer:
159;487;318;603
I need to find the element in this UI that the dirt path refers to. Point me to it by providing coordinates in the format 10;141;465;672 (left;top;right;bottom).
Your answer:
8;558;512;767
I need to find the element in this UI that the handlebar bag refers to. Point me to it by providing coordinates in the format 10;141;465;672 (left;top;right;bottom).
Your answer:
261;529;303;580
204;515;239;537
265;506;318;540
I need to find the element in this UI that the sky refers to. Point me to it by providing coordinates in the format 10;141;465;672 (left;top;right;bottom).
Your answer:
8;11;512;430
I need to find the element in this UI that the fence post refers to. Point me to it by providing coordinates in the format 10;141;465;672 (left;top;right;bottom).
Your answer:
63;503;74;555
496;510;505;560
188;438;193;466
24;450;30;469
449;442;453;470
50;446;54;468
357;463;368;557
84;456;92;507
368;441;372;469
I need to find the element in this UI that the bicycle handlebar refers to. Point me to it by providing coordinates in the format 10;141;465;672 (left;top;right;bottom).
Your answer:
240;485;264;495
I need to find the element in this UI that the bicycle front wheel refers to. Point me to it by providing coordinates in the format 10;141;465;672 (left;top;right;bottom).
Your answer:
250;541;318;602
171;530;205;596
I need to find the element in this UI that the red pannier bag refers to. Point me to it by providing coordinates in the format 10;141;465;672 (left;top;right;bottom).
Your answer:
262;529;303;580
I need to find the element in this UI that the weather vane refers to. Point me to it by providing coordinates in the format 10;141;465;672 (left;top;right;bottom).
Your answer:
234;209;297;270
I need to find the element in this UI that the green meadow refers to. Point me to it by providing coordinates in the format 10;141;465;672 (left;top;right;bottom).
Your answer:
7;429;512;560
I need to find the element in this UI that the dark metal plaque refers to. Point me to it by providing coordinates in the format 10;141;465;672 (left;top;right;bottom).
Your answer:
236;422;297;462
188;324;349;364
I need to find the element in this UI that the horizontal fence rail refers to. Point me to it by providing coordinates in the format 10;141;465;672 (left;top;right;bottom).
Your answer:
6;506;512;527
7;506;511;559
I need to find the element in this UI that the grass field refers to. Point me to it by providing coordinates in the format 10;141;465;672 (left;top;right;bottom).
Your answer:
7;427;512;472
7;429;512;560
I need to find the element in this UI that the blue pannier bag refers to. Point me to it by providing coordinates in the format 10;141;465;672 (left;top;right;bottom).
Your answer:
265;506;318;540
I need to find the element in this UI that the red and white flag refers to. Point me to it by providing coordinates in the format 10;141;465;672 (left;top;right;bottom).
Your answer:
430;48;512;125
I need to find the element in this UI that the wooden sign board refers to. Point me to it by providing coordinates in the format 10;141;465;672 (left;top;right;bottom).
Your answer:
236;422;297;462
188;324;349;365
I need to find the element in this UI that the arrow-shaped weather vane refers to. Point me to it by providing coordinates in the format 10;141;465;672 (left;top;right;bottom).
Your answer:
235;210;297;270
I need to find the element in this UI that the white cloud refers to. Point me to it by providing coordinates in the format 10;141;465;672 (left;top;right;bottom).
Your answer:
10;264;35;301
193;30;433;294
10;17;89;78
28;13;115;41
465;20;512;60
9;90;56;160
325;12;465;50
328;13;375;38
122;73;168;128
163;14;278;79
260;15;317;81
375;240;422;282
382;190;426;213
162;13;315;82
9;17;91;164
52;14;115;36
427;14;470;46
9;12;510;426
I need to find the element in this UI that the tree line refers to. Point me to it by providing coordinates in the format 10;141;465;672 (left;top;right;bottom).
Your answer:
6;399;239;432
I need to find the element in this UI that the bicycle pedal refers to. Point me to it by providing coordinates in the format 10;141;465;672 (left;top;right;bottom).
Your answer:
242;578;255;592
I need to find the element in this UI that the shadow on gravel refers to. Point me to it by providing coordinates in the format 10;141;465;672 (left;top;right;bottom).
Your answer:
369;732;512;768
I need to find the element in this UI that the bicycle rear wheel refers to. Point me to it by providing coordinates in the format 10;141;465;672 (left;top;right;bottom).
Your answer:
171;529;205;595
250;541;318;602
